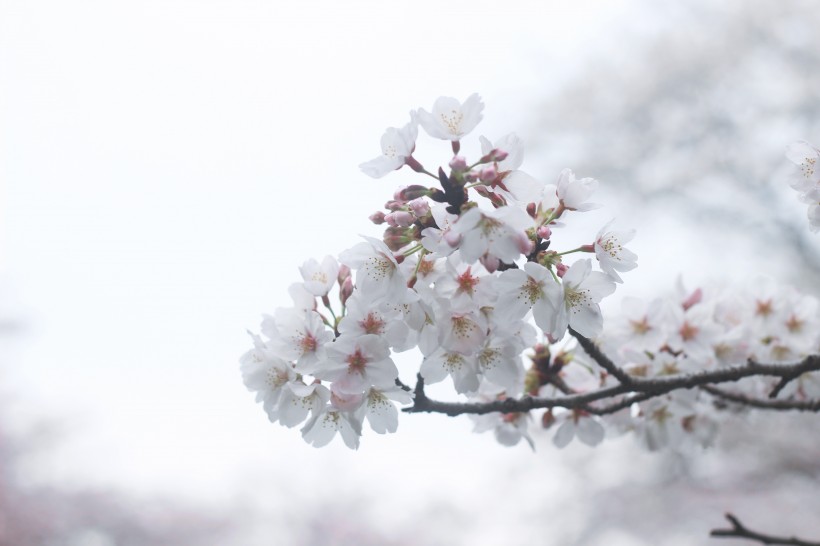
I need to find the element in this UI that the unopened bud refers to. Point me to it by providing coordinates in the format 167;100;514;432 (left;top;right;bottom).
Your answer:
516;232;534;255
385;211;415;228
479;148;509;163
405;155;425;173
464;171;478;183
526;202;537;219
369;211;386;225
443;230;461;248
580;244;595;253
408;197;430;217
556;263;568;278
337;264;351;284
537;225;552;240
340;276;354;305
480;254;500;273
449;156;468;171
395;185;429;202
542;410;556;429
384;200;403;211
478;165;498;183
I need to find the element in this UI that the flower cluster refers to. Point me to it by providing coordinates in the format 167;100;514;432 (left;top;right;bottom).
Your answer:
516;277;820;451
786;140;820;232
241;96;819;452
241;95;637;448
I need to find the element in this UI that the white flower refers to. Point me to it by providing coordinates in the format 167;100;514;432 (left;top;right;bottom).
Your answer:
543;259;616;339
278;381;330;428
301;407;362;449
495;262;561;330
593;221;637;283
357;386;413;434
239;333;296;423
420;348;480;394
263;308;333;373
433;257;497;312
298;255;339;297
359;118;418;178
421;204;459;257
339;235;407;301
786;140;820;195
553;413;605;448
319;334;399;395
785;141;820;233
471;407;534;449
453;206;533;264
337;292;411;351
555;168;600;211
475;333;525;392
417;94;484;141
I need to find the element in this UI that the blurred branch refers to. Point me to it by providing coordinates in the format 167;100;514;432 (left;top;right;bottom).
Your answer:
711;513;820;545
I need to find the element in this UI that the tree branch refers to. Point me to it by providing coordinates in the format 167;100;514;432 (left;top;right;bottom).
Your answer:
702;386;820;412
711;513;820;545
569;327;635;386
404;352;820;417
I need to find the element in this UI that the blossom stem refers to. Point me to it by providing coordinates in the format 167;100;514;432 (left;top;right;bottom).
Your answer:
556;246;588;256
402;244;424;256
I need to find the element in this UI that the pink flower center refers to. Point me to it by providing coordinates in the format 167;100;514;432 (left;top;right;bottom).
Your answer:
346;349;368;374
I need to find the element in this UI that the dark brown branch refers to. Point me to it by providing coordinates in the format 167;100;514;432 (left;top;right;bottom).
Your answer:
711;513;820;545
404;354;820;417
769;369;803;399
702;386;820;412
569;327;635;386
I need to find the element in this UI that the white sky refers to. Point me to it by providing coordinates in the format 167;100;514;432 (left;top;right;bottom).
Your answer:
0;1;700;543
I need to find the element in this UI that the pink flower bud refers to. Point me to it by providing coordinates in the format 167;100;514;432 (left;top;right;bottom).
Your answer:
408;197;430;217
537;225;551;240
480;254;500;273
384;200;403;211
464;171;478;183
526;202;537;219
516;232;534;255
479;165;498;183
340;276;354;305
479;148;509;163
385;211;415;227
395;185;429;202
556;263;568;278
369;211;386;225
449;156;468;171
443;230;462;248
337;264;351;284
491;149;508;162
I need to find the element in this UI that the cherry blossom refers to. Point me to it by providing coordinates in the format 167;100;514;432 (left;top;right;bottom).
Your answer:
359;118;419;178
417;94;484;141
593;221;638;283
543;259;616;339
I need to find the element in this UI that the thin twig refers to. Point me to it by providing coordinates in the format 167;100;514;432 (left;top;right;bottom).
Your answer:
711;513;820;545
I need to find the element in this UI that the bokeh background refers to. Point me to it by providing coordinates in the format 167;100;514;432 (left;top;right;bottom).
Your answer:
2;0;819;544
